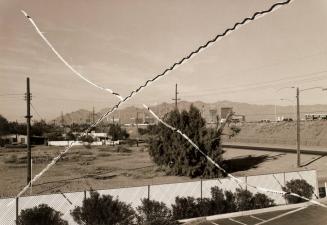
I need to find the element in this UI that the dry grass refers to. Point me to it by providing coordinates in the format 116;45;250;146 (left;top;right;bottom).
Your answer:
0;143;193;198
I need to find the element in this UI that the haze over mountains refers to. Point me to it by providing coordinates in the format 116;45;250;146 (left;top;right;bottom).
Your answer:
53;100;327;125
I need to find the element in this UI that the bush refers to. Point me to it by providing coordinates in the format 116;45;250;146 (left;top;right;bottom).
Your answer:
172;186;275;220
235;189;275;211
4;154;18;163
17;204;68;225
283;179;314;204
79;135;94;143
223;190;237;212
253;193;276;209
71;191;136;225
136;199;179;225
172;197;199;220
235;189;254;211
210;187;227;214
149;105;223;178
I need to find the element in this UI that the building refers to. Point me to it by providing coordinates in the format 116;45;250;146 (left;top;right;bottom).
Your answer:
0;134;47;146
1;134;27;145
221;107;233;119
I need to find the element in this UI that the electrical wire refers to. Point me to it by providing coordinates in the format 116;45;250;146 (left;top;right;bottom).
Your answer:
15;0;293;200
31;103;43;120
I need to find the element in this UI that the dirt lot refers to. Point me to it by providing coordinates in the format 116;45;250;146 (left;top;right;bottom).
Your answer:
0;144;195;198
0;143;326;198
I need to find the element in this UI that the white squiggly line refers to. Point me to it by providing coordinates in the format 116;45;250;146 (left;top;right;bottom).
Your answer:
15;1;293;200
21;10;121;98
143;104;327;208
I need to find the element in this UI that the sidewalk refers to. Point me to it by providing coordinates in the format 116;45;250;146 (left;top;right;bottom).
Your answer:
222;142;327;156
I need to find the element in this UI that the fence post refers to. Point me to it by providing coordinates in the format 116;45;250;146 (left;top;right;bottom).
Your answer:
16;197;19;225
283;172;287;205
200;179;203;200
245;176;247;190
147;185;150;200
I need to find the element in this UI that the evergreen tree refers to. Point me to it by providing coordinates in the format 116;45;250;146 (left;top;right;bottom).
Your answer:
108;124;129;141
149;105;222;178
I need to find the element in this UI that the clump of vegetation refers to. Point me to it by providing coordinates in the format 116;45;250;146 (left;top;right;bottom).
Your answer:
79;135;94;143
17;204;68;225
108;124;129;141
149;105;223;178
71;191;136;225
172;186;275;220
283;179;314;204
136;199;179;225
97;152;111;157
3;154;18;163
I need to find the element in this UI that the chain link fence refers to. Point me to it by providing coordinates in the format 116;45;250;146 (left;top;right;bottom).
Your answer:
0;169;318;225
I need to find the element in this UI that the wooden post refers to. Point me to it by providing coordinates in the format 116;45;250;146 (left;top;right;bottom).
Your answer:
16;197;19;224
296;87;301;167
200;179;203;200
147;185;150;200
25;77;32;186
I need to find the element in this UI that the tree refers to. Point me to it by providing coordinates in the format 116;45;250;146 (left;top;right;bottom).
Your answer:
65;131;76;141
283;179;314;204
31;120;52;136
136;199;179;225
108;124;129;141
17;204;68;225
71;191;136;225
149;105;223;178
0;115;9;135
79;135;94;143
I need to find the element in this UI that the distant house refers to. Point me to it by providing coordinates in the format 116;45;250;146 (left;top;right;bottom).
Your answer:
89;131;109;141
0;134;47;146
1;134;27;145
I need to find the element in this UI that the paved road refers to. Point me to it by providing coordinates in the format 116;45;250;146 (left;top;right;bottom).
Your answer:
222;142;327;156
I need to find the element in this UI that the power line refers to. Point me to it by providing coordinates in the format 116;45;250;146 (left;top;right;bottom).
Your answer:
0;93;24;96
180;69;327;98
15;0;293;199
31;103;43;120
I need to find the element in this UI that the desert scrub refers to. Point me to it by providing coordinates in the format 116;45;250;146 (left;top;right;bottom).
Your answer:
3;154;18;163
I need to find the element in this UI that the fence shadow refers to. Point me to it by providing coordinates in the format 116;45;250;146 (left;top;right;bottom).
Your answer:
222;153;285;173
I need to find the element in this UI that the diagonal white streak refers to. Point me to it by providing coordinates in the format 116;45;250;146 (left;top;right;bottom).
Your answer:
15;1;294;200
143;104;327;208
20;10;124;101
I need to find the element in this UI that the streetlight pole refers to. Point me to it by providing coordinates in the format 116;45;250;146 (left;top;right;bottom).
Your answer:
296;87;301;167
278;86;327;167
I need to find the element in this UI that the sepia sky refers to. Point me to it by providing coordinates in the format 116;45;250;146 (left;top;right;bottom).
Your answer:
1;0;327;121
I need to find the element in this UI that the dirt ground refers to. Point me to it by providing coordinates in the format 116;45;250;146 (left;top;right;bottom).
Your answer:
0;144;195;198
226;121;327;147
0;143;326;198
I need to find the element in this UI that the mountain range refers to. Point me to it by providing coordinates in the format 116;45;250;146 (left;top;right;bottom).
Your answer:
53;100;327;125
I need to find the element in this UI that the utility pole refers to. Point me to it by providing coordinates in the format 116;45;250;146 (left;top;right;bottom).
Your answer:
92;106;95;124
296;87;301;167
25;77;32;186
172;83;180;109
136;112;139;147
61;111;64;126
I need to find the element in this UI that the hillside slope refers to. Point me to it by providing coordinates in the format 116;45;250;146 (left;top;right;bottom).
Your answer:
226;121;327;147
